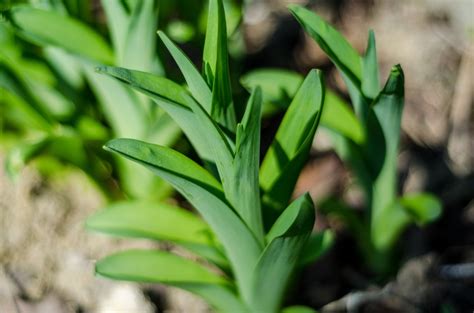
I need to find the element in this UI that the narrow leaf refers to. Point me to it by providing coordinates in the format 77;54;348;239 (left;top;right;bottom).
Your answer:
362;30;380;99
230;87;264;244
203;0;236;131
101;0;129;63
260;70;324;227
104;138;262;301
158;31;212;113
251;194;315;313
122;0;159;72
370;65;405;250
6;6;114;64
96;250;247;312
86;200;215;246
289;5;362;85
95;66;215;163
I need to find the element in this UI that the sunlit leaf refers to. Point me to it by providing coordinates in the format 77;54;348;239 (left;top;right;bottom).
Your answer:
260;70;324;227
104;138;262;300
96;249;247;312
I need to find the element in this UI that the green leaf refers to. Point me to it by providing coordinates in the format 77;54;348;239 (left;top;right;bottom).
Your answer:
84;66;146;139
6;6;114;64
282;306;318;313
104;138;262;302
260;70;325;227
101;0;129;63
230;87;264;244
122;0;159;72
240;68;303;114
361;30;380;99
400;193;442;225
251;194;315;313
370;65;406;250
289;5;369;122
0;87;52;132
158;31;212;113
322;91;365;144
241;69;364;144
95;66;214;162
86;200;215;246
203;0;236;131
299;230;334;266
96;250;247;313
289;5;361;85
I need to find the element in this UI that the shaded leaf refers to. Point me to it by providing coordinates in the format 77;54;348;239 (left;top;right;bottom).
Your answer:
251;194;315;313
299;230;334;266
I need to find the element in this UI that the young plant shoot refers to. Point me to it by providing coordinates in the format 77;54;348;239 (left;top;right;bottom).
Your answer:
243;5;442;276
87;1;330;312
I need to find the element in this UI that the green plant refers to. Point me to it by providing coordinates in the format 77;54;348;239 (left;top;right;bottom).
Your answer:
244;5;442;275
86;1;332;312
1;0;181;199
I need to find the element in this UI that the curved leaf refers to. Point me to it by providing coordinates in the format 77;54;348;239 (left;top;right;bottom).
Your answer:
104;138;262;302
289;5;361;85
260;70;324;226
6;6;113;64
251;194;315;313
86;200;215;245
158;31;212;113
400;193;442;225
96;250;247;312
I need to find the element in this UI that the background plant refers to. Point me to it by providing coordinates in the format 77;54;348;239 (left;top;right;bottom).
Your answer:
86;1;333;312
0;0;243;200
243;5;442;276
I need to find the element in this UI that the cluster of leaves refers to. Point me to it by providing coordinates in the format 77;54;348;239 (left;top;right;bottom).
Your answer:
86;1;334;312
243;6;442;275
1;0;241;200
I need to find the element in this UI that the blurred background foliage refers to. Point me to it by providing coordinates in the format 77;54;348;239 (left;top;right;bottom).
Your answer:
0;0;472;312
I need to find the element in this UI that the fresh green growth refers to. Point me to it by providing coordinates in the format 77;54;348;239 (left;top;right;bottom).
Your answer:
244;5;442;275
86;1;331;312
1;0;180;199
